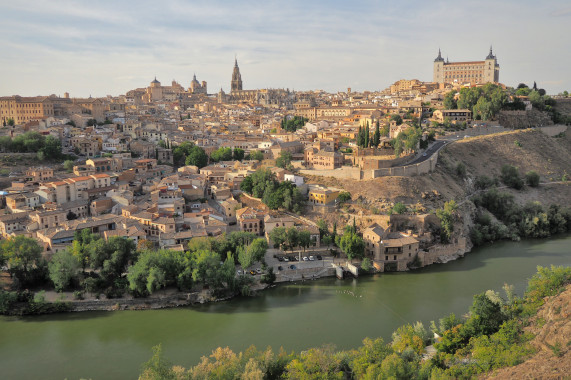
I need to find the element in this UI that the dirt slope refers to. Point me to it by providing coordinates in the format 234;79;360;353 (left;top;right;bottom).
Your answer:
484;285;571;380
305;129;571;214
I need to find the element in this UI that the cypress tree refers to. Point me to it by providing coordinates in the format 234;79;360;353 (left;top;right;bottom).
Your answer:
373;120;380;148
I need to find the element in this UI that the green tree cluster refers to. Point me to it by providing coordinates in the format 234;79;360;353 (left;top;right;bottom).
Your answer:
210;147;232;162
248;150;264;161
444;84;509;121
268;227;313;253
471;189;571;245
240;169;305;212
335;224;365;260
0;235;47;287
172;141;208;168
435;200;458;243
0;131;65;160
390;126;423;158
275;150;292;169
357;122;370;148
281;116;308;132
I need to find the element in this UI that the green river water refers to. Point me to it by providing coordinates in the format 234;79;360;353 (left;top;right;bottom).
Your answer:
0;236;569;380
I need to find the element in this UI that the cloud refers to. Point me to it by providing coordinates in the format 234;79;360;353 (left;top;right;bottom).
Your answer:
0;0;569;96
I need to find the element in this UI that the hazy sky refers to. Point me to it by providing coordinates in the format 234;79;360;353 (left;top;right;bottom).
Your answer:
1;0;569;97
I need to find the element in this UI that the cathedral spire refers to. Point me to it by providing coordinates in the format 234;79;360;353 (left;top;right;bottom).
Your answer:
231;56;242;92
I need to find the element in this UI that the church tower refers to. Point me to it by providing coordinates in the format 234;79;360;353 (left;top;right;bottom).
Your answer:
231;58;243;92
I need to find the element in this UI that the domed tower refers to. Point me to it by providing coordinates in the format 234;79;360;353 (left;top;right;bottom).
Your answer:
231;58;242;92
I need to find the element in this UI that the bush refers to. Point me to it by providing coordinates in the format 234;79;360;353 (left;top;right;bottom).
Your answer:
392;202;407;215
525;171;540;187
475;175;498;190
456;162;466;178
338;191;351;204
500;165;524;189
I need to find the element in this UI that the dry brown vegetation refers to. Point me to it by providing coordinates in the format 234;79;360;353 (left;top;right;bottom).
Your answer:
304;129;571;218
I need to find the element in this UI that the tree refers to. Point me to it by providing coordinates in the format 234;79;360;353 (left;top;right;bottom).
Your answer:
249;150;264;161
391;114;403;126
137;239;154;252
185;145;208;168
337;230;365;260
276;151;292;168
140;345;176;380
361;257;372;272
443;91;457;109
48;249;80;292
1;235;46;286
337;191;351;204
269;227;287;249
63;160;75;173
210;147;232;162
373;121;381;148
232;148;245;161
284;227;299;253
298;230;311;252
436;200;458;243
317;219;329;238
191;249;222;288
525;171;540;187
392;202;407;215
468;292;507;336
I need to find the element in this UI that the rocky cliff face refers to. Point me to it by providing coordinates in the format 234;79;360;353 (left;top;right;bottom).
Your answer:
485;285;571;379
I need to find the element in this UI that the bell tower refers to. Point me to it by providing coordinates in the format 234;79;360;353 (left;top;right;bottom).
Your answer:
231;57;243;92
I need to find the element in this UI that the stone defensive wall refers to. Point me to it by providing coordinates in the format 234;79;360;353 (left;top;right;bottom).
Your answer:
299;166;363;180
366;152;438;179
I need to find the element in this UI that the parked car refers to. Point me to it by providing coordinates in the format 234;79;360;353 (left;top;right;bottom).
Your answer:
236;269;243;276
256;268;262;274
283;257;289;262
277;256;284;262
423;153;428;157
277;266;283;271
316;255;323;260
303;256;308;261
289;265;296;270
250;270;256;275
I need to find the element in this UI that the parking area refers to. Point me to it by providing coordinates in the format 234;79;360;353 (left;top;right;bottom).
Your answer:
265;248;335;276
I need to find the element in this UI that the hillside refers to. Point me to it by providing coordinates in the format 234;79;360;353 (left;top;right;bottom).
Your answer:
306;129;570;214
485;284;571;380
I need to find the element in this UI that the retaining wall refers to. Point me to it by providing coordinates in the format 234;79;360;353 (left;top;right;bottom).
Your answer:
538;125;567;137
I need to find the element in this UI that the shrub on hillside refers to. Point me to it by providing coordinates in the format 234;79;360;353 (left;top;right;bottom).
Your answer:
500;165;524;190
525;171;540;187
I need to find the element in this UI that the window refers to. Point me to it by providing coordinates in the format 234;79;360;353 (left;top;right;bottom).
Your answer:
394;255;397;260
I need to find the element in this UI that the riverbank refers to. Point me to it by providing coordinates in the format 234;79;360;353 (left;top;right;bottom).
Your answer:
0;238;472;315
1;236;569;380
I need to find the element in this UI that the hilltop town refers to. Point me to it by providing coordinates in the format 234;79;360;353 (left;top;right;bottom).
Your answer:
0;49;570;308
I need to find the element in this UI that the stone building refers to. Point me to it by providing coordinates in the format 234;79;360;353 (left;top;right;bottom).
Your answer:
0;96;55;125
433;47;500;84
189;74;207;94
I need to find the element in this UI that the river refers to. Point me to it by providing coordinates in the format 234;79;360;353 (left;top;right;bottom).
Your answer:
0;236;569;380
